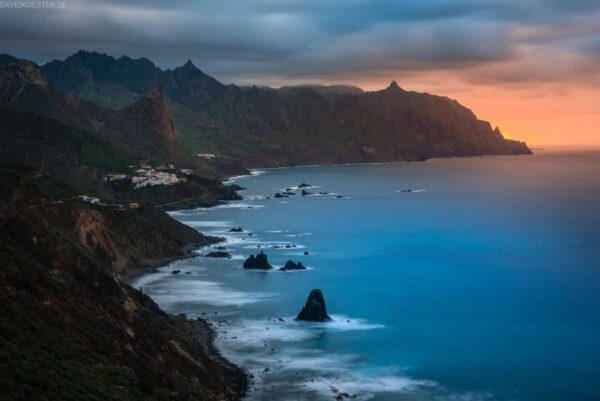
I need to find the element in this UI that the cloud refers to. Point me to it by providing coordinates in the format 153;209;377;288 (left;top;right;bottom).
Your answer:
0;0;598;89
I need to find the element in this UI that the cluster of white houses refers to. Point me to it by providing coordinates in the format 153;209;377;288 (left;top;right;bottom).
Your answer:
105;164;193;189
131;168;186;189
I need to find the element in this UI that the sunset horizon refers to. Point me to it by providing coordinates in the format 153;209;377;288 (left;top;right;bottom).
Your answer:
2;1;598;148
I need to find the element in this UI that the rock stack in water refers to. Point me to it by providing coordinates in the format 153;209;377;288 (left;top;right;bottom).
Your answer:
296;289;332;321
243;251;273;269
279;260;307;271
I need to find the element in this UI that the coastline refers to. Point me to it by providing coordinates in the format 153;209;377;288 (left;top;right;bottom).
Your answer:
230;151;535;179
131;152;540;400
189;317;249;400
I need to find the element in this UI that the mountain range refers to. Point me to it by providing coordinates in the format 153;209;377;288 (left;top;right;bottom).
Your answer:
38;50;530;168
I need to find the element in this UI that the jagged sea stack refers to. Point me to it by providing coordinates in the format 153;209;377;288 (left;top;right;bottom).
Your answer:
296;289;332;322
279;260;307;271
243;251;273;269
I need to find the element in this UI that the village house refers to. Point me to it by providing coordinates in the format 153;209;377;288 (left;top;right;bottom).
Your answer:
105;174;128;182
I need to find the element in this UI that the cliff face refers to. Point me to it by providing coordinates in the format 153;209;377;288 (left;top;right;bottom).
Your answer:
0;171;246;401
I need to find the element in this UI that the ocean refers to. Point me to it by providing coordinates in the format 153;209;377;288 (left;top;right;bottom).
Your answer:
132;149;600;401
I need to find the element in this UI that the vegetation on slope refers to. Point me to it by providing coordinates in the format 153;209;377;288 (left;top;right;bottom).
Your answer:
0;170;247;401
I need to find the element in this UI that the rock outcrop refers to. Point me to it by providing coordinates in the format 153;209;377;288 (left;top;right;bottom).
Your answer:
279;260;307;271
124;85;176;140
296;289;332;322
242;251;273;269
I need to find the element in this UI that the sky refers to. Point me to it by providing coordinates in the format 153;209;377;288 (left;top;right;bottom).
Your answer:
0;0;599;147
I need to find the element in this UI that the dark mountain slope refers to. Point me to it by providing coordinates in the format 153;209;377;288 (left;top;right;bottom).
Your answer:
0;170;246;401
0;106;134;196
40;50;531;168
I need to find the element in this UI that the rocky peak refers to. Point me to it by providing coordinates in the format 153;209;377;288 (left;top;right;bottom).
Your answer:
126;85;176;140
296;289;332;322
172;59;222;91
386;80;403;92
182;59;198;70
492;126;504;139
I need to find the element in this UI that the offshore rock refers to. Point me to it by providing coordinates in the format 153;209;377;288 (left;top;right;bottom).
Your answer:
279;260;307;271
243;251;273;269
296;289;332;322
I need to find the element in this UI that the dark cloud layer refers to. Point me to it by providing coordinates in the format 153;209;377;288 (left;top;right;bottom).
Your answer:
0;0;598;87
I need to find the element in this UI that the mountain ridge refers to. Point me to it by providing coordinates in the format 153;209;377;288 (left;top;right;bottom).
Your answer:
37;50;531;167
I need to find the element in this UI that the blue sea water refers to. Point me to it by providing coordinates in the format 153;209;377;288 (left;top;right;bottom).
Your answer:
133;149;600;401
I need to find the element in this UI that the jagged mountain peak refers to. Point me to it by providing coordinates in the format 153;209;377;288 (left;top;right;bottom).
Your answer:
386;80;402;92
183;59;197;69
173;59;211;79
